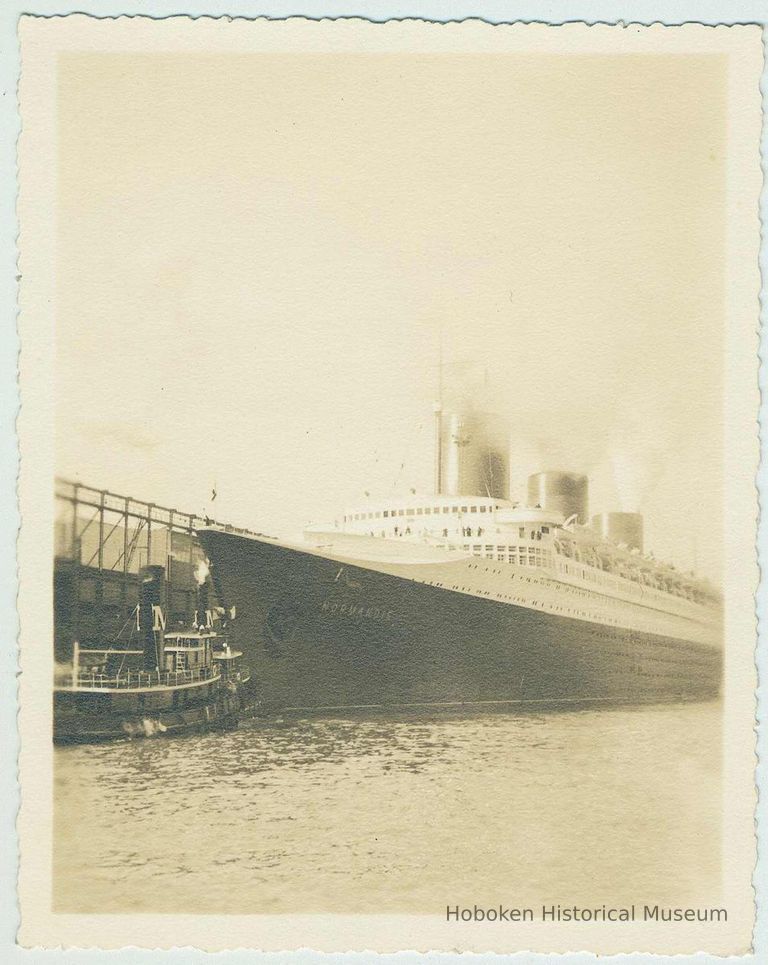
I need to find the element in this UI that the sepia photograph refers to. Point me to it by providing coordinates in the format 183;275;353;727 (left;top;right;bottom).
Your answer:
14;14;761;956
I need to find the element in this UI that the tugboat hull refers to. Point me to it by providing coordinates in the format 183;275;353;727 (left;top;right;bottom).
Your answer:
53;685;254;744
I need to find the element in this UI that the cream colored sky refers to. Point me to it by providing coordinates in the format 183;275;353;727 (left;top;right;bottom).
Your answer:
56;51;726;580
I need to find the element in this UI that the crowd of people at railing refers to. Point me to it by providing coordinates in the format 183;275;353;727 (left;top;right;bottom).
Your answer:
374;523;493;540
553;538;714;604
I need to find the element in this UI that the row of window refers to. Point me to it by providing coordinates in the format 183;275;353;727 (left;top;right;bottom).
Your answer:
449;559;695;635
439;564;695;636
557;558;707;606
456;544;551;567
345;504;499;522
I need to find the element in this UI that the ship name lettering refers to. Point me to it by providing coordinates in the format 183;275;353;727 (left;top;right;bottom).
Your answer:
320;600;394;622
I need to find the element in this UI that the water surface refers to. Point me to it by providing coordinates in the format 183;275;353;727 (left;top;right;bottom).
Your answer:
54;703;722;914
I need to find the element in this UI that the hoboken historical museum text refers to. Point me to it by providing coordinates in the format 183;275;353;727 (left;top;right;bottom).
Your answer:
446;905;728;924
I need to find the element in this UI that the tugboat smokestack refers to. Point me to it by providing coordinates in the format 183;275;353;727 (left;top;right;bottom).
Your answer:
138;565;166;671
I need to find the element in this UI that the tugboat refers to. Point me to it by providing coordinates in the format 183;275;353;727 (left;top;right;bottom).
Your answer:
53;565;253;743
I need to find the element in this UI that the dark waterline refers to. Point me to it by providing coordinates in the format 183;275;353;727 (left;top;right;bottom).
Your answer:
53;702;722;914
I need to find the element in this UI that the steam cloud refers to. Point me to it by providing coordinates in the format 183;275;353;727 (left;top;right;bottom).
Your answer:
194;558;210;587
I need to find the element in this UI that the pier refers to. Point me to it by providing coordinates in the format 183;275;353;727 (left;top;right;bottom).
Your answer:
54;478;257;664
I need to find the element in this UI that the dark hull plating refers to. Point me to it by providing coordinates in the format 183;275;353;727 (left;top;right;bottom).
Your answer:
199;530;722;713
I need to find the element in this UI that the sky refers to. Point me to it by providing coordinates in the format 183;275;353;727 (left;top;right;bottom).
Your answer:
55;51;726;581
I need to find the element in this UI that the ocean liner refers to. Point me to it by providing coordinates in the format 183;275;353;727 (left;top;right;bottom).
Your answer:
197;408;722;713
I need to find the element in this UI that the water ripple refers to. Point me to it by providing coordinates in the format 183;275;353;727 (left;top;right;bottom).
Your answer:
53;703;722;914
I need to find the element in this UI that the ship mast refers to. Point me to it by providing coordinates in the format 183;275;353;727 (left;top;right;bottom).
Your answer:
433;328;444;495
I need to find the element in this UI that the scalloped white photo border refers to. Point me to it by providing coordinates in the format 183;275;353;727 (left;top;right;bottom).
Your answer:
3;4;766;964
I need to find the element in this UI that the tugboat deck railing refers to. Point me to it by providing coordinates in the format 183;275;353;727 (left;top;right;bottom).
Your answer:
65;665;221;692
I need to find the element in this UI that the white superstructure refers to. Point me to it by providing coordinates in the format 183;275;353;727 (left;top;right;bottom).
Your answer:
302;493;720;648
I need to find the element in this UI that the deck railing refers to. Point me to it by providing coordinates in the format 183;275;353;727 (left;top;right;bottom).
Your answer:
69;666;220;691
162;634;232;651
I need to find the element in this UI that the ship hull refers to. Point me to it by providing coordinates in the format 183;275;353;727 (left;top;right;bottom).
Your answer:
53;681;256;744
198;530;722;713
